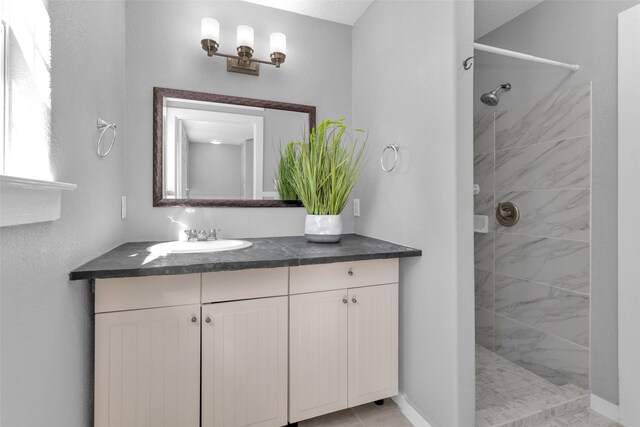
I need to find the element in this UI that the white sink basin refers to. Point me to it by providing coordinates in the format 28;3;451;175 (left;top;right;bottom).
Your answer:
147;239;253;255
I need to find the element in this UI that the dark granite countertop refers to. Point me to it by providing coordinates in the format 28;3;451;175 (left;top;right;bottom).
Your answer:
69;234;421;281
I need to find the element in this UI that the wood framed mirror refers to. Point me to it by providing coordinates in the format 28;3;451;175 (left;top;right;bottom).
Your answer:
153;87;315;207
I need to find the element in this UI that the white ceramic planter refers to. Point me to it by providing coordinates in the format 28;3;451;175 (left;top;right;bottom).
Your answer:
304;214;343;243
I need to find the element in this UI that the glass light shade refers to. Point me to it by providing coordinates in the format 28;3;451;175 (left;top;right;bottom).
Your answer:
270;32;286;54
236;25;254;48
201;18;219;42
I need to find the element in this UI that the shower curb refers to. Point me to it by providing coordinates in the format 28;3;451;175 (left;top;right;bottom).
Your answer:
479;394;590;427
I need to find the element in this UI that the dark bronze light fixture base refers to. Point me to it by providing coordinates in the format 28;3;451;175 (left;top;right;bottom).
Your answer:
201;39;219;56
270;52;286;68
227;58;260;76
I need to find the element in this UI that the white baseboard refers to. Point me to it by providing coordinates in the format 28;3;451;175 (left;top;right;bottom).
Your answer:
590;394;619;421
392;394;434;427
392;393;621;427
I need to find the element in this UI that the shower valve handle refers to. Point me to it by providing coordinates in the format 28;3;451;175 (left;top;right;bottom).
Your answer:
496;202;520;227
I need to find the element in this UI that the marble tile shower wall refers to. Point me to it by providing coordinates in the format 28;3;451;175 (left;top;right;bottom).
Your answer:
474;83;591;390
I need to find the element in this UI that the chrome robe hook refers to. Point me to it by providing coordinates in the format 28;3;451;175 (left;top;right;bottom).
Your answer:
463;56;474;70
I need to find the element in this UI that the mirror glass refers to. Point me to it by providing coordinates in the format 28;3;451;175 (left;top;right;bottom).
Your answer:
153;88;315;207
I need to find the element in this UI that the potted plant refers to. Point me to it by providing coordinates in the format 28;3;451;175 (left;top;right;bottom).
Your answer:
275;141;299;201
290;118;366;243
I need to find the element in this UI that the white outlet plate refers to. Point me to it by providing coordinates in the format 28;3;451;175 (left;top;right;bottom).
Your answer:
353;199;360;217
121;196;127;219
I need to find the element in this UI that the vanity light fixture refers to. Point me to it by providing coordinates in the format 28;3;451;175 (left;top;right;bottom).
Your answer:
200;18;286;76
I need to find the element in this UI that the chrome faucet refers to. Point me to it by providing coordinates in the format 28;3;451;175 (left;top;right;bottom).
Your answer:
184;229;198;241
184;228;221;241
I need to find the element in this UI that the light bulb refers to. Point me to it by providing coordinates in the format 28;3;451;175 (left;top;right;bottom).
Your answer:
236;25;254;49
201;18;219;42
270;32;286;54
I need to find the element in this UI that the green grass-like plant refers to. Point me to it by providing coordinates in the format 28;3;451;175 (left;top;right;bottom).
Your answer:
276;141;299;201
289;119;366;215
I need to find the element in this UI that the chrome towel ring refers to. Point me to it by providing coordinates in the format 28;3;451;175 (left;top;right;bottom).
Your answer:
380;143;400;172
96;118;117;157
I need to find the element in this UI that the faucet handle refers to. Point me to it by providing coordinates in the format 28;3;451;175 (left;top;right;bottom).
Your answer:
208;228;221;240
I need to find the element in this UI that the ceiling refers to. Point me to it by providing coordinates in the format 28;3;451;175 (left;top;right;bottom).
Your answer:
183;120;254;146
240;0;373;25
240;0;544;38
475;0;544;39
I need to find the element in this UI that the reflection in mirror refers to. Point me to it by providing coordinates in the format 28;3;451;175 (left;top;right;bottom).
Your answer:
153;88;315;207
164;103;264;200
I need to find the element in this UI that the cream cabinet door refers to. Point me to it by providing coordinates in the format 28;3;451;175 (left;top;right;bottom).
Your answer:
289;289;349;423
201;296;288;427
94;304;201;427
348;283;399;407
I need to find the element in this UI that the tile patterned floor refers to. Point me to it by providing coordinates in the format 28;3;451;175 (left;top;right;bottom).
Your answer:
298;399;412;427
476;344;589;426
476;345;622;427
537;409;623;427
296;346;622;427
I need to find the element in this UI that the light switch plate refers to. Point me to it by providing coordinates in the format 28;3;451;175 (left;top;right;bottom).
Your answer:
353;199;360;217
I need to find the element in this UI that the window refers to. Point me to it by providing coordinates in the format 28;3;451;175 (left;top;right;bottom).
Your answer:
1;0;53;180
0;0;75;228
1;18;5;173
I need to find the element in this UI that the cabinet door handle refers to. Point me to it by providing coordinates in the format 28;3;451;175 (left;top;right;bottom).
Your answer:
205;317;212;324
342;298;348;304
351;297;357;304
347;269;354;276
191;316;197;323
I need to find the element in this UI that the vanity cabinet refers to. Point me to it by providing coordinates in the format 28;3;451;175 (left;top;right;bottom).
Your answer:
94;304;201;427
93;259;399;427
288;260;399;423
347;283;399;406
201;296;288;427
200;268;289;427
289;289;349;422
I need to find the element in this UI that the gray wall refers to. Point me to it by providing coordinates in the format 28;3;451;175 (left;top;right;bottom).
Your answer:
244;139;254;198
352;2;475;426
0;1;126;425
474;0;639;404
124;1;353;241
188;142;244;198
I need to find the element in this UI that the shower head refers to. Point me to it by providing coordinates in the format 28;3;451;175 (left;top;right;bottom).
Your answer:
480;83;512;106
